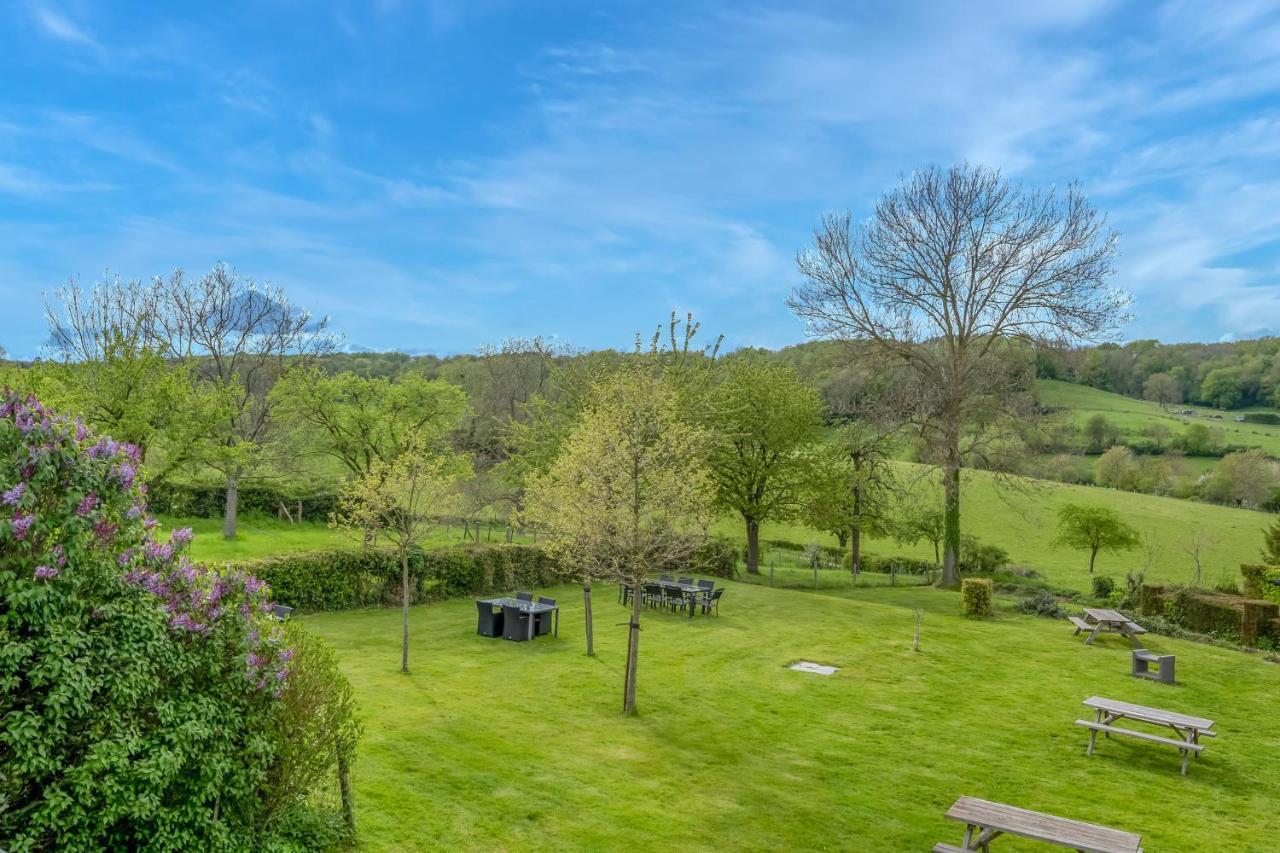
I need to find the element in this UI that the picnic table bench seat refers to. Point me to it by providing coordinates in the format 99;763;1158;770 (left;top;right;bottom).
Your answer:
932;845;967;853
942;796;1142;853
1079;696;1215;775
1068;615;1093;634
1075;720;1205;752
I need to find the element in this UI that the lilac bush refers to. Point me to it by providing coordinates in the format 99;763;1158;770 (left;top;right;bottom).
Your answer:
0;390;299;849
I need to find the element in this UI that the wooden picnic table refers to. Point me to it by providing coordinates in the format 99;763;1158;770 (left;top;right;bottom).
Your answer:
1077;695;1215;776
1069;608;1147;645
939;796;1142;852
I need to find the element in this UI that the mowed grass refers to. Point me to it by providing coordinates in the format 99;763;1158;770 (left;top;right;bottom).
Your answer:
303;582;1280;851
1037;378;1280;455
170;516;533;563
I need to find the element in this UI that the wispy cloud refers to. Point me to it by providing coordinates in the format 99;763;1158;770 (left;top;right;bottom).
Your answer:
28;3;100;50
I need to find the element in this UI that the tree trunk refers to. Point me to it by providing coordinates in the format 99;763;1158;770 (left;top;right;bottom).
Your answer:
400;551;411;674
583;581;594;657
941;461;961;587
223;467;241;540
745;517;761;575
835;530;848;549
622;575;643;716
1089;547;1098;574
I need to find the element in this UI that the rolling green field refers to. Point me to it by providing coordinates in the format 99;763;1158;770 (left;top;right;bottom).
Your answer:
1037;378;1280;455
303;581;1280;851
714;464;1272;594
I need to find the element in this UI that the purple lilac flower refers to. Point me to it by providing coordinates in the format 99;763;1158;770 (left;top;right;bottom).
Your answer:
1;483;24;506
34;564;58;580
143;516;159;531
52;544;66;567
274;668;288;681
75;493;99;516
125;503;145;520
247;652;265;668
93;520;117;544
12;513;34;540
278;647;295;663
170;527;194;547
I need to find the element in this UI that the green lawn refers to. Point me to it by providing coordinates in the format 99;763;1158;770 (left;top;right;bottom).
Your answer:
171;516;534;563
1037;378;1280;455
303;581;1280;851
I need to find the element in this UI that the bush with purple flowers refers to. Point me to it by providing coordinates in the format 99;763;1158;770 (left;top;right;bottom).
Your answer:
0;389;342;850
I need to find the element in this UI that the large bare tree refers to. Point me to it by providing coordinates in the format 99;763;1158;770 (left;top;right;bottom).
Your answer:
790;163;1127;585
159;266;339;538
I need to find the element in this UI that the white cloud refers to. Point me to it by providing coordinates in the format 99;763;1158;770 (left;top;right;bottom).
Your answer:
28;3;99;49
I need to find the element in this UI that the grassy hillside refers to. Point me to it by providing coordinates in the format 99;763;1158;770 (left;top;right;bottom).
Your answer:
304;581;1280;851
1036;378;1280;455
716;465;1272;594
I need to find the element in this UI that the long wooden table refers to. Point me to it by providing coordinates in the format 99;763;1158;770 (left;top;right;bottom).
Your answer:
1077;695;1215;776
941;796;1142;852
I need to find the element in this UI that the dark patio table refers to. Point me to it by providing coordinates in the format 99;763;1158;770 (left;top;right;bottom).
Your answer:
477;596;560;640
652;580;706;618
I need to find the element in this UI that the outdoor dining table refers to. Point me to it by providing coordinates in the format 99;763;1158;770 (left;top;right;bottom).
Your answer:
652;580;706;618
1075;608;1147;645
477;597;560;640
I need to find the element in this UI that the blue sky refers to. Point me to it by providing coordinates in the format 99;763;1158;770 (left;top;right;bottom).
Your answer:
2;1;1279;358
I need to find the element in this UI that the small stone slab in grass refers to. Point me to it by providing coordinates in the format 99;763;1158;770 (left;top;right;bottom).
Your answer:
788;660;838;675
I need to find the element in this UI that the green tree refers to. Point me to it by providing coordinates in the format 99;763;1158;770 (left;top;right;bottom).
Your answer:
1094;445;1139;490
1083;413;1118;454
1201;366;1244;409
791;165;1126;586
1179;422;1222;456
526;368;713;715
1261;515;1280;565
706;360;824;574
1053;503;1140;574
334;430;469;673
801;423;896;580
272;368;468;479
1142;372;1181;409
1202;449;1280;508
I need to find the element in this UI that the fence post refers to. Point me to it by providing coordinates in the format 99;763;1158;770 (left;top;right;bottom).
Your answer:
337;750;355;833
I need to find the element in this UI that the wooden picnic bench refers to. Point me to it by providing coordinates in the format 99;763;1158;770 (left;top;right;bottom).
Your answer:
939;796;1142;852
1075;695;1215;776
1071;608;1147;645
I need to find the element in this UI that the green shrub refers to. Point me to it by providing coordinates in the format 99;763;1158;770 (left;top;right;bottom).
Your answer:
0;391;296;849
857;554;937;575
1016;591;1064;618
260;622;361;837
1091;575;1116;598
961;578;993;617
959;535;1010;574
149;480;340;521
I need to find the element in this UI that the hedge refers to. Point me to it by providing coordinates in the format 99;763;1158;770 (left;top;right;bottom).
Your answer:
1140;583;1280;646
149;481;340;521
239;538;740;612
961;578;993;617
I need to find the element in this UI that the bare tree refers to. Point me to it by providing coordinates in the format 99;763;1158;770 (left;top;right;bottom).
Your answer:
790;163;1127;585
159;266;339;538
1181;528;1216;588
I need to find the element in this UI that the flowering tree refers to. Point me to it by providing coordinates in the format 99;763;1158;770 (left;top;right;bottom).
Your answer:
0;389;295;848
334;429;470;674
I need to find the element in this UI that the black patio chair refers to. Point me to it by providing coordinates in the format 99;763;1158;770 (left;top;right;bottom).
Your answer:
516;590;534;602
642;582;664;609
476;601;504;638
696;579;715;592
535;597;557;636
618;582;634;605
699;587;724;617
678;576;693;586
659;574;674;584
665;586;689;614
502;605;531;641
271;604;294;621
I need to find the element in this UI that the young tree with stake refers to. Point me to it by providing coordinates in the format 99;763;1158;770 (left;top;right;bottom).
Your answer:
1053;503;1140;575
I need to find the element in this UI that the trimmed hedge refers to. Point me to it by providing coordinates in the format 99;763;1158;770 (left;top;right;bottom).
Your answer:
1140;583;1280;646
149;481;340;521
240;538;740;612
961;578;993;617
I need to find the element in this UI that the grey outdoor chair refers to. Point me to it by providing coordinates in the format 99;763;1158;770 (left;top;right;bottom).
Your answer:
678;576;693;586
476;601;504;638
516;591;534;602
699;587;723;616
665;586;689;614
502;605;530;641
659;574;674;584
271;604;294;620
696;579;715;591
535;597;556;636
643;582;664;608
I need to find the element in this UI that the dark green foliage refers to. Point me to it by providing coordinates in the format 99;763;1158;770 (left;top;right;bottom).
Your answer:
1243;412;1280;425
1142;583;1280;646
1016;591;1064;618
694;538;740;579
961;578;993;617
959;534;1010;574
149;480;340;521
1261;517;1280;565
858;555;937;575
1091;575;1116;598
